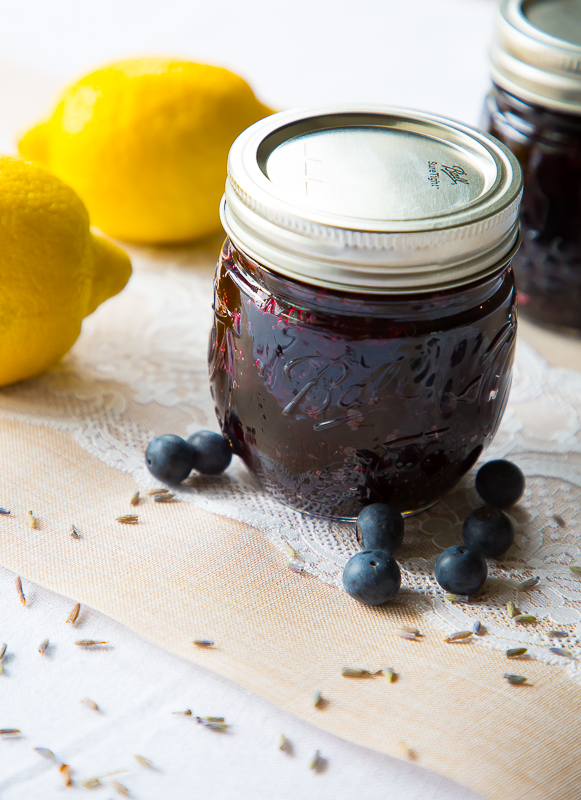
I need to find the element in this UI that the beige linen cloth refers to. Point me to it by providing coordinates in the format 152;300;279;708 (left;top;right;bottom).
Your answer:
0;266;579;800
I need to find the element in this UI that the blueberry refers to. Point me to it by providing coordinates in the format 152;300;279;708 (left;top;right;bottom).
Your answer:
434;545;487;595
187;430;232;475
145;434;194;485
462;506;515;558
475;460;525;508
356;503;404;555
342;550;401;606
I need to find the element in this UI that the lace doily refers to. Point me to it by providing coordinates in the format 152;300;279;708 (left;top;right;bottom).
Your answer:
2;242;581;681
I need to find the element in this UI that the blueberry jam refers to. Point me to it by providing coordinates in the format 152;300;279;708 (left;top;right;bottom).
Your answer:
208;240;517;519
483;85;581;332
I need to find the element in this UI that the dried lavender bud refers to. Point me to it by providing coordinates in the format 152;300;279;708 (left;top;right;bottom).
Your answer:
60;764;73;786
14;576;25;606
445;593;471;603
110;780;130;796
549;647;573;657
81;778;101;789
34;747;55;760
506;647;527;658
341;667;374;678
445;631;473;642
504;673;527;685
75;640;108;647
517;576;540;590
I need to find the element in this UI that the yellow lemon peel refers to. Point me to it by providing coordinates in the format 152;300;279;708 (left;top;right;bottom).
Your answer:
0;156;131;386
19;58;273;243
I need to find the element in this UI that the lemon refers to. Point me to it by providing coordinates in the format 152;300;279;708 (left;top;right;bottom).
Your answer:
19;58;273;243
0;156;131;386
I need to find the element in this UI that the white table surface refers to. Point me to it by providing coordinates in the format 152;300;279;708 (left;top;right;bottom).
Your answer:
0;566;484;800
0;1;497;797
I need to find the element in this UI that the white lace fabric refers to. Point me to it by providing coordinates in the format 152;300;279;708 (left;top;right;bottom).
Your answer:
2;242;581;681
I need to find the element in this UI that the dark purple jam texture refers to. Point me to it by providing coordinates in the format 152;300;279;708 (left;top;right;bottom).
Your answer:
208;240;517;519
483;85;581;332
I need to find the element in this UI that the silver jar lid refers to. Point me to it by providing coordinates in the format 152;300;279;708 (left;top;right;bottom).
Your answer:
490;0;581;113
221;105;522;294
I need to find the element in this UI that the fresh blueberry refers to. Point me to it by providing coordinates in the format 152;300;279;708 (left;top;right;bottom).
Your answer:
343;550;401;606
145;434;194;485
434;545;487;595
356;503;404;555
462;506;515;558
475;460;525;508
187;430;232;475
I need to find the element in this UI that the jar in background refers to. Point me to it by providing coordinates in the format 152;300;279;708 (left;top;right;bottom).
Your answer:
483;0;581;332
210;106;522;519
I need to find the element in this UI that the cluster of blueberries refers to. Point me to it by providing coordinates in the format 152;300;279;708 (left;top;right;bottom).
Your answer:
145;431;232;483
144;433;525;608
344;459;525;605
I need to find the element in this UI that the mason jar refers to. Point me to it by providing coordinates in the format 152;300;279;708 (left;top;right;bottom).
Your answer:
209;106;523;520
482;0;581;332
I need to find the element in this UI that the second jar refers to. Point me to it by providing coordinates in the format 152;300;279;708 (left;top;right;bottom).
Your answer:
210;106;523;519
483;0;581;332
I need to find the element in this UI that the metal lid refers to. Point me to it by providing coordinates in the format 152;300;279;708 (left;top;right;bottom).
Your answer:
490;0;581;113
221;105;522;294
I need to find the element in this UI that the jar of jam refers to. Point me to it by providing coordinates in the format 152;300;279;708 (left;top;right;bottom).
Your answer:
482;0;581;332
209;106;522;519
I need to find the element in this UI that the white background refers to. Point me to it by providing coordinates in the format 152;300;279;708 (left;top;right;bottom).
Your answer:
0;0;496;145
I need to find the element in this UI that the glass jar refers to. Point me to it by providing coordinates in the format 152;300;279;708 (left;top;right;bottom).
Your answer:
482;0;581;332
210;106;523;519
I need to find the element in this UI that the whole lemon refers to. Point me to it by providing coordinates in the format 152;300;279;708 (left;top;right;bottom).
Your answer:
0;156;131;386
19;58;273;243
